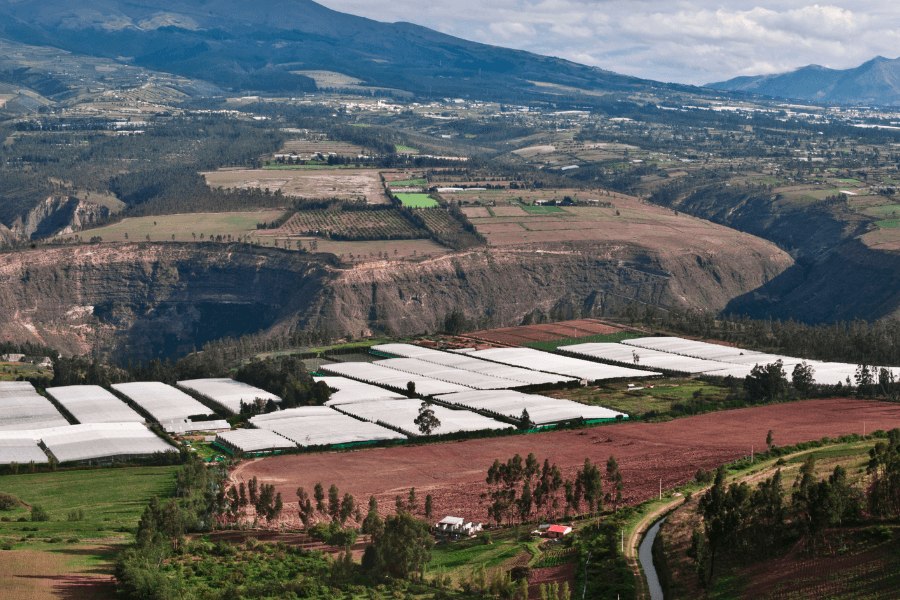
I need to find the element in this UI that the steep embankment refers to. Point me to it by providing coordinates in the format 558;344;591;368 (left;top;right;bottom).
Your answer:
0;238;791;359
646;184;900;321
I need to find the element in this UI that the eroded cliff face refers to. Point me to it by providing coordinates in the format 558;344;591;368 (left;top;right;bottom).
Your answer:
10;196;110;240
0;239;793;359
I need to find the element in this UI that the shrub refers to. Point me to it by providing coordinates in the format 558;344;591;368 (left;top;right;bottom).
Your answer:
30;505;50;522
1;543;13;551
0;492;22;511
67;508;85;522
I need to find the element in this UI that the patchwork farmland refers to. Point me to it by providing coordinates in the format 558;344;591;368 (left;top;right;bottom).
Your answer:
203;168;390;204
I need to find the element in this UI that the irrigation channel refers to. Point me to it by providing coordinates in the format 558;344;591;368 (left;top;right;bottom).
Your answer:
638;516;667;600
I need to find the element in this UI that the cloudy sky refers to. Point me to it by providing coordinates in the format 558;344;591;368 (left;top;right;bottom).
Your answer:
316;0;900;85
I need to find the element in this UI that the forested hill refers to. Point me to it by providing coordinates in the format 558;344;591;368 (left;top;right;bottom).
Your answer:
0;0;693;103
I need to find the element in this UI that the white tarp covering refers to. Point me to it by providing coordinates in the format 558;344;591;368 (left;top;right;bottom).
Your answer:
46;385;145;424
373;343;573;385
336;398;513;436
315;376;405;406
216;429;295;453
0;438;49;464
177;378;281;414
0;422;174;463
563;343;755;377
436;390;627;426
468;348;659;381
111;382;211;423
375;357;526;390
250;406;406;446
0;381;69;431
320;362;471;396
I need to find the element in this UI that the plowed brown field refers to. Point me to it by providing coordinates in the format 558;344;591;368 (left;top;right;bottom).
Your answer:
237;399;900;525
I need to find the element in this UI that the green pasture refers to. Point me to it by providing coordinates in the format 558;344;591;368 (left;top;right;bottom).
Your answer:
0;466;179;542
395;193;439;208
521;204;565;214
390;178;427;187
876;219;900;228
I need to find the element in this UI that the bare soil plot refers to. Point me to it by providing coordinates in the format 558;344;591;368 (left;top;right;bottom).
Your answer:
203;168;390;205
491;205;528;217
462;207;491;218
237;399;900;526
462;194;779;256
70;210;285;243
470;320;623;345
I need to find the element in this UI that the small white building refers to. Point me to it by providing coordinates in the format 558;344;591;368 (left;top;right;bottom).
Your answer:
435;516;483;536
547;525;572;538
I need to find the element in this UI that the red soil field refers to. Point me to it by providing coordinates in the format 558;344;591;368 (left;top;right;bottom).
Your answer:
470;319;623;346
236;399;900;526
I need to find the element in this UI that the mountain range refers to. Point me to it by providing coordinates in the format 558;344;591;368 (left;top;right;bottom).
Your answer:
0;0;667;103
709;56;900;107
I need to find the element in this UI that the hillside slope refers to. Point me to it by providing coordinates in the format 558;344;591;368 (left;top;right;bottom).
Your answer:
709;56;900;107
0;0;677;102
0;238;791;360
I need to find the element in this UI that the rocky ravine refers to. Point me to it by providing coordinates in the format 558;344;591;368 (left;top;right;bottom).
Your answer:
0;239;792;359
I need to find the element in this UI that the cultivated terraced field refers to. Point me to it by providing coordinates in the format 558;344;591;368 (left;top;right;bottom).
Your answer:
270;208;426;240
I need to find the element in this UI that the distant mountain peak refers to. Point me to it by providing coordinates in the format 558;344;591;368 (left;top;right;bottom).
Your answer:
708;55;900;107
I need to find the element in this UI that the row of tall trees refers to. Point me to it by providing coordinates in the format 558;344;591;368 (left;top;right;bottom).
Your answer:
485;453;624;525
690;430;900;588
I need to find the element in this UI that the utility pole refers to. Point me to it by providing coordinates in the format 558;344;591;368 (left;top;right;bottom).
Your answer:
621;529;624;553
659;478;662;500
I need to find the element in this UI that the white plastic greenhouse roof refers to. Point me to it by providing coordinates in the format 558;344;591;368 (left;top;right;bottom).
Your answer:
0;438;49;465
375;357;526;390
372;343;573;385
111;382;211;423
468;348;659;381
216;429;295;453
249;406;406;446
563;343;752;375
620;337;899;386
0;381;70;431
177;378;281;414
314;376;405;406
436;390;627;426
46;385;145;424
335;398;513;436
40;422;174;463
319;362;471;396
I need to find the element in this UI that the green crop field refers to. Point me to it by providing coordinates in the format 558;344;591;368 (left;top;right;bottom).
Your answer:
389;178;427;187
836;178;863;184
876;219;900;228
521;204;565;214
0;467;178;540
395;193;439;208
395;145;420;153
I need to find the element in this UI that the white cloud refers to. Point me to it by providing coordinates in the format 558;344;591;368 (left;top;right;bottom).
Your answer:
314;1;900;84
489;21;537;39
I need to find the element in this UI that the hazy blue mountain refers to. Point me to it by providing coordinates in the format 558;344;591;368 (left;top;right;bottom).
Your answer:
0;0;673;102
709;56;900;106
